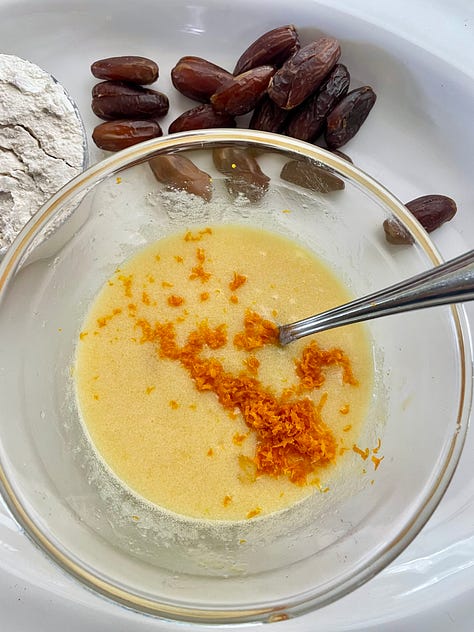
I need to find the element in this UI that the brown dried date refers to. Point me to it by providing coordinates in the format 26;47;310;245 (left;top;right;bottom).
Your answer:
280;159;345;193
249;95;289;132
171;56;233;103
233;24;299;75
149;154;212;201
383;195;457;244
212;146;270;202
210;65;276;116
285;63;350;141
331;149;353;163
91;56;159;84
268;37;341;110
92;81;142;98
406;195;457;230
325;86;376;149
168;104;236;134
382;218;415;245
91;81;169;120
92;119;162;151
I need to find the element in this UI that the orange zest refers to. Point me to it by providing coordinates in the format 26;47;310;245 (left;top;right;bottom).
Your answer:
136;316;346;485
296;341;358;389
97;308;122;328
229;272;247;292
233;310;279;351
189;248;211;283
118;274;133;298
243;355;260;375
184;227;212;242
167;294;185;307
371;455;384;470
353;444;369;460
246;507;261;519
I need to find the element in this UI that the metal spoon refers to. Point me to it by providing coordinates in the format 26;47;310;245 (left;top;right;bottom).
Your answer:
278;249;474;345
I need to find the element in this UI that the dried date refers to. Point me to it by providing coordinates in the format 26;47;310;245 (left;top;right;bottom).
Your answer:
268;37;341;110
383;195;457;244
325;86;376;149
285;64;350;141
382;218;414;245
171;56;233;102
212;146;270;202
331;149;353;163
149;154;212;201
92;119;162;151
91;56;159;84
249;95;289;132
92;81;142;98
91;81;169;120
233;24;299;75
168;104;236;134
210;65;276;116
280;159;345;193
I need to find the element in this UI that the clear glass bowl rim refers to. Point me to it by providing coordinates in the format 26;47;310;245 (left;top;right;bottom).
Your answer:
0;129;471;625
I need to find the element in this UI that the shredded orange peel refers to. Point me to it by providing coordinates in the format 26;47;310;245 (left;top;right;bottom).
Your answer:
135;309;361;485
92;233;382;486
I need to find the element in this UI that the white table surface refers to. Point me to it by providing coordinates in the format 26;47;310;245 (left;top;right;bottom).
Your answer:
0;1;473;630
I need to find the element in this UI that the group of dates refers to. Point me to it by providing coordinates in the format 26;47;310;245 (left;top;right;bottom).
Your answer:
90;24;457;244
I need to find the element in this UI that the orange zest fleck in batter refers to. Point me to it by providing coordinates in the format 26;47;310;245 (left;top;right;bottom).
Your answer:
189;247;211;283
233;310;279;351
244;355;260;375
118;274;133;298
353;444;369;460
246;507;261;519
372;437;382;454
233;432;247;446
371;455;384;470
136;316;348;485
229;272;247;292
167;294;185;307
296;341;358;390
184;227;212;242
97;308;122;328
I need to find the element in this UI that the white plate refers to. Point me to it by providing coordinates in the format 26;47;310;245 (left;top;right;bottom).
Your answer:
0;0;473;630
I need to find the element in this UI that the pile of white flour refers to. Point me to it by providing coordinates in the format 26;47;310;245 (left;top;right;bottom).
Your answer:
0;54;86;257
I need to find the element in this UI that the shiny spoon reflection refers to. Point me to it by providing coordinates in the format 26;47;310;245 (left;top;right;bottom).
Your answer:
279;249;474;345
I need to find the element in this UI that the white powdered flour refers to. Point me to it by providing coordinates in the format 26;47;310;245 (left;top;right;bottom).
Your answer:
0;54;86;257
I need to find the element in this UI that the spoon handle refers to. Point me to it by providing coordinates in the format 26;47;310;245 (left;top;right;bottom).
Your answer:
279;249;474;345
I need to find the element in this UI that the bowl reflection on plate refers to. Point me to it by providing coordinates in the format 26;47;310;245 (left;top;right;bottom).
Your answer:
0;129;470;625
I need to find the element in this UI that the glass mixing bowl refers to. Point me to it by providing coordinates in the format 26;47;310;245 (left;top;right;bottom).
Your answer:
0;130;471;625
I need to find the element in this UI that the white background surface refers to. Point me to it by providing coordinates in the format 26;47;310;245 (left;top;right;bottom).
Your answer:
0;0;473;630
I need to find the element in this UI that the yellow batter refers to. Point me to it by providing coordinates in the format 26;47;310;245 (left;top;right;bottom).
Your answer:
75;225;373;520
